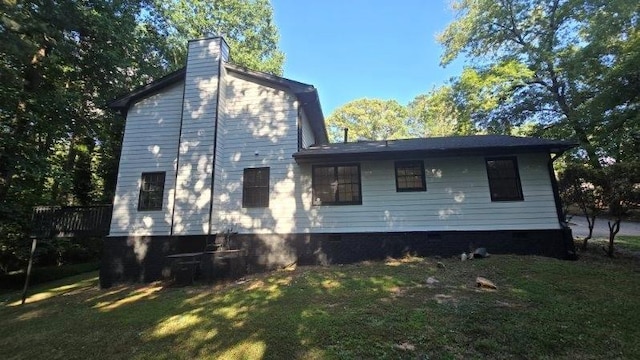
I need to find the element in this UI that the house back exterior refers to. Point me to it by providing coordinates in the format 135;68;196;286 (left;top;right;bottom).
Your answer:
103;37;575;284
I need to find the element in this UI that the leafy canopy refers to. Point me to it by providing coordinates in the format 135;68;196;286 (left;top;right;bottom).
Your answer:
437;0;640;164
151;0;285;74
326;99;418;142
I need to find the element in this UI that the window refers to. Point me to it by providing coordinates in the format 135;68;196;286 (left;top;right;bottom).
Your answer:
312;164;361;205
395;160;426;192
138;172;165;211
485;157;523;201
243;167;270;208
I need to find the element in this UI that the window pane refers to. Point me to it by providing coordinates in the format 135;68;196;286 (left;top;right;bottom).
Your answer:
138;172;165;211
486;158;523;201
395;161;425;192
336;166;359;202
313;165;361;205
243;167;270;207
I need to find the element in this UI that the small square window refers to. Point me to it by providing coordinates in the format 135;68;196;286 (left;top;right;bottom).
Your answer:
485;157;524;201
395;160;426;192
138;172;165;211
243;167;270;208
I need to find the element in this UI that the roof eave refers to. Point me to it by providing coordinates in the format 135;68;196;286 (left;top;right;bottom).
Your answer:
107;68;186;112
292;144;577;164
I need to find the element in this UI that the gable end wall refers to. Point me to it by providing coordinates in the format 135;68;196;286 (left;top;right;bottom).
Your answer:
109;82;184;236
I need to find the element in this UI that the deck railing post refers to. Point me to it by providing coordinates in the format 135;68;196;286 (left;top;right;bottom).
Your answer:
21;238;38;305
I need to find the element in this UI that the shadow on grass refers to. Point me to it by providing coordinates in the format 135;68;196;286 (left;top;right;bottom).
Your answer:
0;258;447;359
90;260;435;359
2;255;640;359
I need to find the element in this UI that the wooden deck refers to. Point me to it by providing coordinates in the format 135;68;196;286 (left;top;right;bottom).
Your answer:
30;205;113;239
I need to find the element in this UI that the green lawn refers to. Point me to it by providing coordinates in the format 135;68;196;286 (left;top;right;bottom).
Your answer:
616;236;640;252
581;235;640;254
1;254;639;359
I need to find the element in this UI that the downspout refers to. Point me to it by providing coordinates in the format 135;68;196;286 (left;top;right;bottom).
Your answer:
547;151;566;226
548;150;576;259
297;106;302;151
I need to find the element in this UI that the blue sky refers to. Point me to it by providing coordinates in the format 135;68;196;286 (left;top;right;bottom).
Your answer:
271;0;465;117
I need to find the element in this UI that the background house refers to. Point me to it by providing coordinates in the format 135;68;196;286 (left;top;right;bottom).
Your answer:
102;37;575;284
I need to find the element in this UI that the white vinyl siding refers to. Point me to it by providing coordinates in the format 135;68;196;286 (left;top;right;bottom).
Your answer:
295;153;559;232
109;82;183;236
300;110;315;148
210;72;301;234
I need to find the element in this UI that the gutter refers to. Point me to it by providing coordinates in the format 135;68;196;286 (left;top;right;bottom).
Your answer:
293;146;565;164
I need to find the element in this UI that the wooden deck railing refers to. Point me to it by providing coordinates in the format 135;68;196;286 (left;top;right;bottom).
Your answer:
30;205;113;239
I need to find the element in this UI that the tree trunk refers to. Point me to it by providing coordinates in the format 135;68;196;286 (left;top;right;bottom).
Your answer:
581;214;596;251
606;219;621;257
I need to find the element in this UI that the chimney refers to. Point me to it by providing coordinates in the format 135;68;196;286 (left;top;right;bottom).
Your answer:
187;36;229;64
173;37;228;236
343;128;348;143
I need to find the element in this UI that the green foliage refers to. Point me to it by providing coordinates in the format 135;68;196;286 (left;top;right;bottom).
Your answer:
559;164;603;216
599;162;640;217
326;98;417;142
150;0;284;74
411;60;536;136
560;161;640;255
438;0;640;165
558;163;602;248
408;86;470;137
0;0;165;273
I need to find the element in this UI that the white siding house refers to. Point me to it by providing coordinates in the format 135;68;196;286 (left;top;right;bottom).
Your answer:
103;36;575;284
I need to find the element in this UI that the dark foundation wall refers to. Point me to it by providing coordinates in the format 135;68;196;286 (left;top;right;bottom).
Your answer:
100;235;207;287
100;229;574;287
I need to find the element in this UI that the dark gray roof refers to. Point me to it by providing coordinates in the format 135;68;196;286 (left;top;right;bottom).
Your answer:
293;135;576;163
107;64;328;144
108;68;186;111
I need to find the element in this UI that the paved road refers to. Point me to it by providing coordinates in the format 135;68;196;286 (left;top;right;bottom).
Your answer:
568;215;640;238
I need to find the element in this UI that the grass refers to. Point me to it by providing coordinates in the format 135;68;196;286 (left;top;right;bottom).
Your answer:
616;236;640;252
579;235;640;254
0;262;101;291
1;254;640;360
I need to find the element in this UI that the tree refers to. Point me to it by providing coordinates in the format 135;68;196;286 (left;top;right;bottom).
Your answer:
598;163;640;257
150;0;285;74
558;164;602;250
559;161;640;256
0;0;167;272
326;99;416;142
439;0;640;166
409;87;469;137
409;61;535;136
